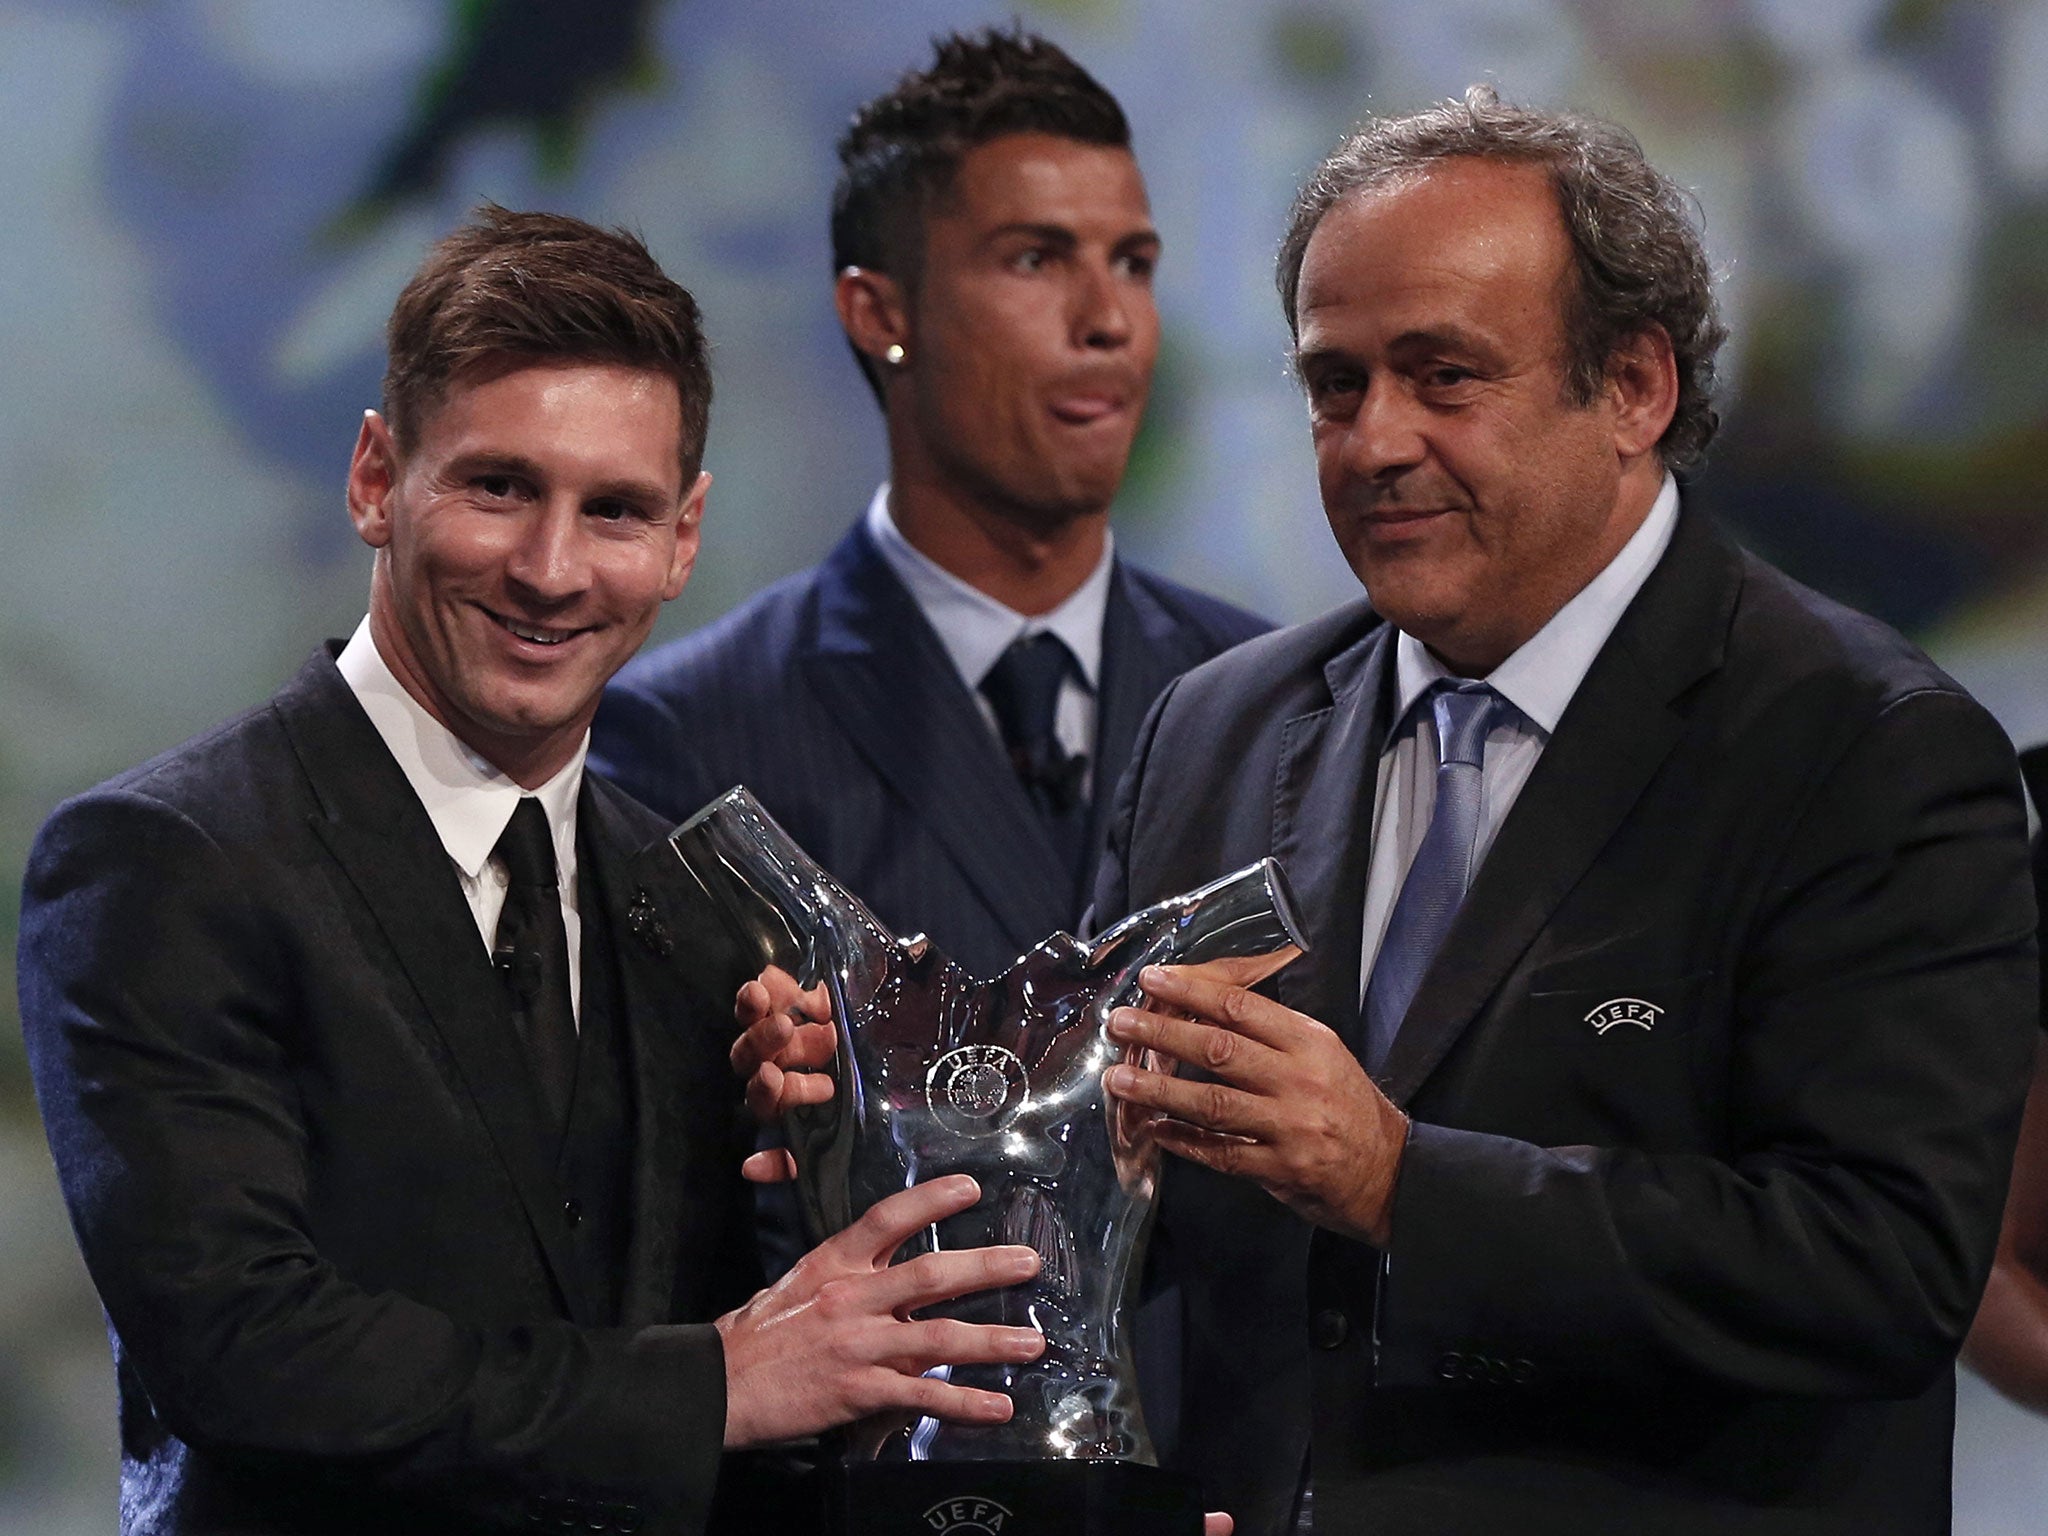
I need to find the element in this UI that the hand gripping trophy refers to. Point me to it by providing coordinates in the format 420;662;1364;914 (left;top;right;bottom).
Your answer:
669;788;1305;1533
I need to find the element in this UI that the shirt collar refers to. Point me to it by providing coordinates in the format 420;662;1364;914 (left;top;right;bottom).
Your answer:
864;483;1113;692
1390;472;1682;739
336;618;585;881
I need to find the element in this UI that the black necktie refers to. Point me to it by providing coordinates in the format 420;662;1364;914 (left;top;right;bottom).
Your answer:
492;798;577;1133
980;633;1090;892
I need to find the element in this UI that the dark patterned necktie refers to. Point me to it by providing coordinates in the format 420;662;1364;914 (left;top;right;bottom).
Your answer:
1361;681;1503;1074
980;632;1090;890
492;798;577;1132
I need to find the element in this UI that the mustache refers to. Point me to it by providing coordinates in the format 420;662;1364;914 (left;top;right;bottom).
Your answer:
1330;473;1468;518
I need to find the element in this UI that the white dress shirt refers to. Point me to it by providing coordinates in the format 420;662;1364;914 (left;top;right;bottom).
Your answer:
865;483;1114;797
337;618;587;1022
1358;475;1682;1002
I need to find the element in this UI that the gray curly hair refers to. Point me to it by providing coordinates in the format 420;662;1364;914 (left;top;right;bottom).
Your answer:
1277;85;1726;471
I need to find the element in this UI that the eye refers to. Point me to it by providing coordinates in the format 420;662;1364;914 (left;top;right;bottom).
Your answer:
586;499;644;524
1114;250;1156;281
473;474;520;500
1011;246;1048;273
1307;369;1366;408
1422;364;1477;391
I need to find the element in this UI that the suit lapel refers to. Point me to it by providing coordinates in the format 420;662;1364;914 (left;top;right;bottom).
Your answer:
597;787;765;1325
799;523;1076;955
1271;617;1396;1036
577;782;685;1324
1090;562;1215;860
1376;510;1745;1104
2017;744;2048;818
273;653;600;1324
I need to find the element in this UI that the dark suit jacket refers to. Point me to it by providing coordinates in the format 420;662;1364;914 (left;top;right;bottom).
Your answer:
2019;744;2048;1024
591;518;1269;979
18;651;760;1535
1094;508;2039;1535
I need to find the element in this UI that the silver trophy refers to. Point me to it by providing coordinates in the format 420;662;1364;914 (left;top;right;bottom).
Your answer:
669;788;1304;1495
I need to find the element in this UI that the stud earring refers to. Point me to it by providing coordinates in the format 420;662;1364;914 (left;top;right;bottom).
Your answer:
884;343;907;367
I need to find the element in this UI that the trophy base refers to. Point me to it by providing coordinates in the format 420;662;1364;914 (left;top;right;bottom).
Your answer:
818;1459;1203;1534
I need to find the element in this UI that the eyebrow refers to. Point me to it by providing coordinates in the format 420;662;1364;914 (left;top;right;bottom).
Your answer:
1293;324;1503;371
982;222;1162;251
1290;337;1365;374
453;451;677;509
1384;324;1497;359
984;222;1077;251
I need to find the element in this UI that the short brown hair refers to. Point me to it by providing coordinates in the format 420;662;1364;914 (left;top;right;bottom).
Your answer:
1278;85;1726;471
382;204;713;477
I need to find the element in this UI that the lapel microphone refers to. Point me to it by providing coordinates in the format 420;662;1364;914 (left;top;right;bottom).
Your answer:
492;943;544;1001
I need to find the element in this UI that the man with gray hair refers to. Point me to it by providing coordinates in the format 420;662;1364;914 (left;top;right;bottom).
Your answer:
1079;85;2038;1533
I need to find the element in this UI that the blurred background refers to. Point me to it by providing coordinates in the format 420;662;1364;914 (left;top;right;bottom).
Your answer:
2;0;2044;1528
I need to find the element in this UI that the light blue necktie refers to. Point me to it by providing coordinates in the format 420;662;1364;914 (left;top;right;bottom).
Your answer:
1361;682;1502;1074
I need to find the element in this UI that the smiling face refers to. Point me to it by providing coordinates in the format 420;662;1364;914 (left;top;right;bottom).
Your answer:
1294;157;1664;675
347;360;705;786
897;132;1161;532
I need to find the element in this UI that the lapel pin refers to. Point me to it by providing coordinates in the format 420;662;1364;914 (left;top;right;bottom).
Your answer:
1585;997;1662;1034
627;889;674;957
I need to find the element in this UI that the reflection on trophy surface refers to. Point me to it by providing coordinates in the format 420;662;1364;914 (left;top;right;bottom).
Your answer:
670;787;1305;1463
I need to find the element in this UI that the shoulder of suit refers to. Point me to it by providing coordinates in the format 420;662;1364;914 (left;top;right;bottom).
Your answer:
33;675;320;875
1115;559;1275;651
1158;598;1381;707
100;688;299;811
1726;549;1978;718
608;560;826;703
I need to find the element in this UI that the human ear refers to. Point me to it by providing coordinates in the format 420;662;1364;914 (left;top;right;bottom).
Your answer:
1607;326;1679;461
346;411;400;549
663;471;711;600
834;266;911;372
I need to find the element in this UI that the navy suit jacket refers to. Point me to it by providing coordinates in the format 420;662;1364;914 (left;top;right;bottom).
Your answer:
2021;744;2048;1023
1094;507;2039;1535
591;518;1269;979
19;651;761;1535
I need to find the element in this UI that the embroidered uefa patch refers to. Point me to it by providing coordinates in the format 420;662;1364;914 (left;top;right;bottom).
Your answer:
1584;997;1663;1034
923;1497;1015;1533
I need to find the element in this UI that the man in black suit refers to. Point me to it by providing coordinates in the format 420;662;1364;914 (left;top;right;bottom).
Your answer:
17;207;1045;1535
590;30;1266;982
1078;89;2040;1534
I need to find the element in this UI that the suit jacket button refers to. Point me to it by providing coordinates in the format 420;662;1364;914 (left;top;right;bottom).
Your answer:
1512;1357;1537;1384
564;1198;583;1229
1436;1351;1464;1381
1311;1308;1348;1349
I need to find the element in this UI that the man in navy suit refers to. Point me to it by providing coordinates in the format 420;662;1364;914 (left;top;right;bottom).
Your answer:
1069;90;2037;1534
590;29;1267;982
18;206;1045;1535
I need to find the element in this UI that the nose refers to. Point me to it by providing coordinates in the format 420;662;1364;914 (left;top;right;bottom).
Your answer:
503;499;590;605
1335;375;1428;482
1071;258;1137;351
